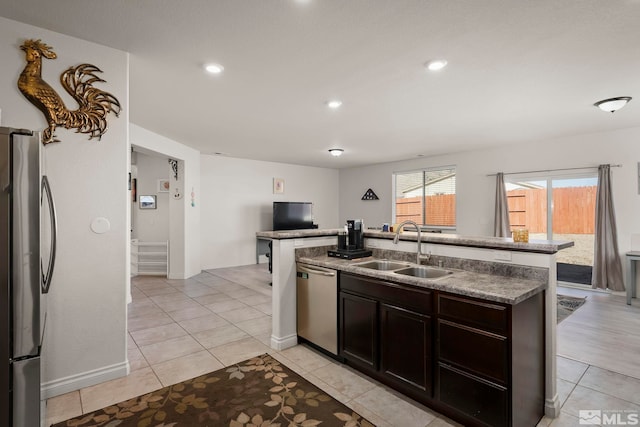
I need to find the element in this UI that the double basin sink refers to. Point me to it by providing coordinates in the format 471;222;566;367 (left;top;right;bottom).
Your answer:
352;259;453;279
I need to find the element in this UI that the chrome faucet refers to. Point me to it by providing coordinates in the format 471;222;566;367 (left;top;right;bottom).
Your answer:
393;220;431;265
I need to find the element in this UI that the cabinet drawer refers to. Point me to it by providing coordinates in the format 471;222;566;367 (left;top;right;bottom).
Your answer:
340;273;432;315
438;320;508;383
438;294;507;334
438;363;508;427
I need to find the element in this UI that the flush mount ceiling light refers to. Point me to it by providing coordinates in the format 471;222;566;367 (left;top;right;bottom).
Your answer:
594;96;632;113
326;100;343;109
424;59;448;71
328;148;344;157
204;63;224;74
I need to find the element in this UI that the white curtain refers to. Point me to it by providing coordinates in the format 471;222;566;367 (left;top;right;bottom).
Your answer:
592;165;625;291
494;172;511;237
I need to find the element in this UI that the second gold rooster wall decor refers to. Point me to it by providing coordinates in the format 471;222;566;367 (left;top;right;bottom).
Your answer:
17;39;121;145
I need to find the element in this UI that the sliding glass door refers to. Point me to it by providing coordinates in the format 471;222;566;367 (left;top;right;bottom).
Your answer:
551;177;597;285
506;174;597;286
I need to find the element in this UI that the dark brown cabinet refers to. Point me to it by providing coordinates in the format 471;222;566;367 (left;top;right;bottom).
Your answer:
339;291;377;371
436;292;544;427
380;303;431;395
338;272;545;427
339;273;433;401
436;294;511;426
437;364;508;427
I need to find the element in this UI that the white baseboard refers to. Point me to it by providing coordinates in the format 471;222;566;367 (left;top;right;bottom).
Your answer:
545;395;561;418
41;359;130;400
270;333;298;351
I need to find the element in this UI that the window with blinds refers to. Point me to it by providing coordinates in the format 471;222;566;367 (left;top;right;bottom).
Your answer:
393;167;456;228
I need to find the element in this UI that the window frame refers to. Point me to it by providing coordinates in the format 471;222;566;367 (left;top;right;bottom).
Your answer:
392;165;457;230
504;170;597;240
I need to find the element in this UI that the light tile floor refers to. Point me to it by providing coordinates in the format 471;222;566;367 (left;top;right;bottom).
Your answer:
539;284;640;426
45;266;640;427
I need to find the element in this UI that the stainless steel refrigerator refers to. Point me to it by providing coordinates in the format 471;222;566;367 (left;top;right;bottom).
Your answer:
0;127;56;426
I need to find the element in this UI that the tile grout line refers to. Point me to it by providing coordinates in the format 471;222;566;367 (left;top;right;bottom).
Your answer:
132;279;264;387
573;364;640;408
138;285;209;377
77;390;85;418
128;284;170;393
559;352;640;383
160;284;228;374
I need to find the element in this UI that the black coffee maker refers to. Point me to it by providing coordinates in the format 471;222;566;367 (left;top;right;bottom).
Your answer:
346;219;364;250
330;219;372;259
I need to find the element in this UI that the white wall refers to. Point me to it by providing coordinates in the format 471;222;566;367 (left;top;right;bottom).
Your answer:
0;17;130;396
131;124;201;279
132;152;170;242
339;126;640;260
200;155;340;269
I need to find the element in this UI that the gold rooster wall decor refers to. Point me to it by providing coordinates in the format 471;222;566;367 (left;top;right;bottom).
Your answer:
17;39;121;145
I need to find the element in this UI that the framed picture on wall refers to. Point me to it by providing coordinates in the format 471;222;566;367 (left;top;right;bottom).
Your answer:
157;179;170;193
139;195;157;209
273;178;285;194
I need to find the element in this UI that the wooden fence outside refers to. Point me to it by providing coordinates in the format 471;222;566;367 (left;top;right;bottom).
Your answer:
395;195;456;226
395;186;596;233
507;187;597;233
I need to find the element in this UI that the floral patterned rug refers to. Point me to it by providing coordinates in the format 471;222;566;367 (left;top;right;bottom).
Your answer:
51;353;375;427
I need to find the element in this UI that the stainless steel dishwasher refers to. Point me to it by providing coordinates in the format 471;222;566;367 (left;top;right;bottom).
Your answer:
296;263;338;355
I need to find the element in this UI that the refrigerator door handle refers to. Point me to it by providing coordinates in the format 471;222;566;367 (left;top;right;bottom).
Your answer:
41;175;57;294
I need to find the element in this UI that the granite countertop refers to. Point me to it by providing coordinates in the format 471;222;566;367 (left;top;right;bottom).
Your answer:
257;228;573;254
364;230;574;254
256;229;342;239
297;254;546;305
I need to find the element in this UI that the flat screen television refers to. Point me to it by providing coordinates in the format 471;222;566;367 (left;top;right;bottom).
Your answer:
273;202;314;231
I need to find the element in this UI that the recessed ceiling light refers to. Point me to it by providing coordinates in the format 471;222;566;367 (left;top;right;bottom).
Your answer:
204;63;224;74
328;148;344;157
594;96;632;113
424;59;448;71
326;100;343;109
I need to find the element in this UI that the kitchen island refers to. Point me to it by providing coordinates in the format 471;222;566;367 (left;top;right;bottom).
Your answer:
257;228;572;421
299;252;546;426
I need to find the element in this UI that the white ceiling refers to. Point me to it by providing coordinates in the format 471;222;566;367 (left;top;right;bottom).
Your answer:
1;0;639;168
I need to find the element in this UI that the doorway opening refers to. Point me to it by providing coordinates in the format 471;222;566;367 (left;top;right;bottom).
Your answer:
130;146;175;278
506;174;597;286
